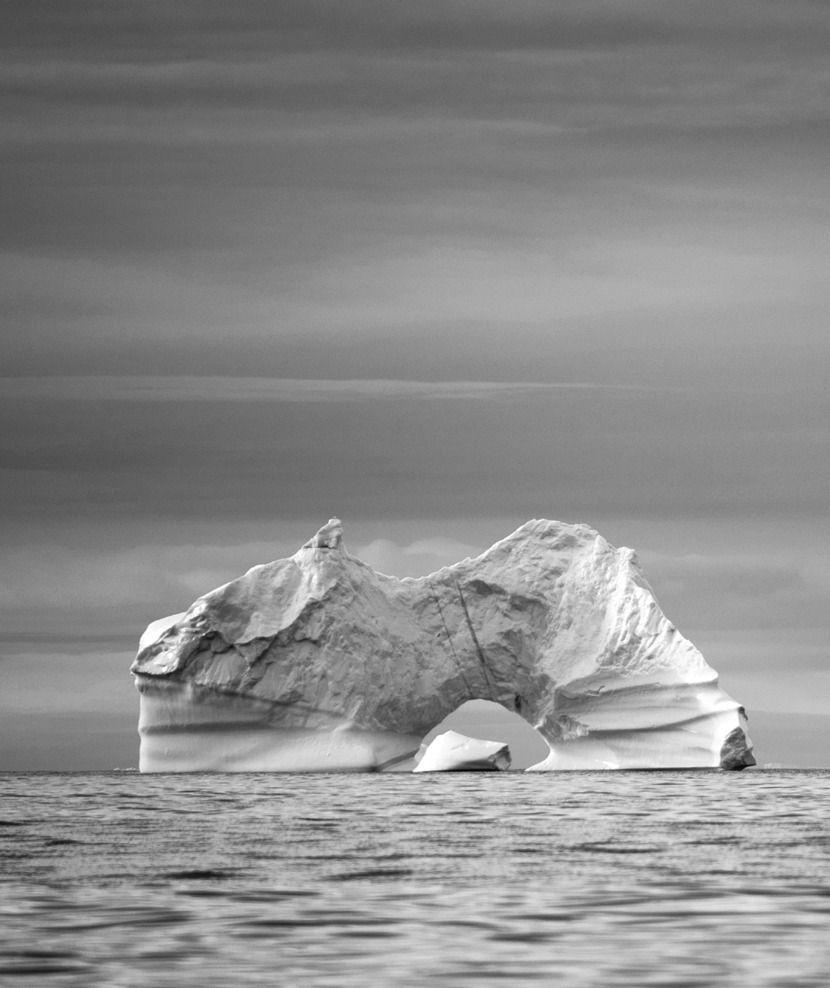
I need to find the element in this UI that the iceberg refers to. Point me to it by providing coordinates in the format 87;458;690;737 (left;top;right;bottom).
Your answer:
414;731;511;772
132;518;755;773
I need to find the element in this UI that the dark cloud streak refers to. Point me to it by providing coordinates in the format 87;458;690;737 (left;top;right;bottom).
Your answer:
1;389;828;521
5;1;830;58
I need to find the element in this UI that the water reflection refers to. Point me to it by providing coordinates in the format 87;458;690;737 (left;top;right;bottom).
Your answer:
1;771;829;985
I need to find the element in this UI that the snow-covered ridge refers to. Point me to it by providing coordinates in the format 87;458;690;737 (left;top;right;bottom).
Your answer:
132;518;754;772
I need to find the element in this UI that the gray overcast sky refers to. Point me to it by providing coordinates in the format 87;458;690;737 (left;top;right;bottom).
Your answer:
1;1;829;768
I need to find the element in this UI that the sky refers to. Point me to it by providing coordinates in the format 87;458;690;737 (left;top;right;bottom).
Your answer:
1;0;829;769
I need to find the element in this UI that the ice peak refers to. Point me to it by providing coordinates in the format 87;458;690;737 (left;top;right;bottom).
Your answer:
303;517;344;550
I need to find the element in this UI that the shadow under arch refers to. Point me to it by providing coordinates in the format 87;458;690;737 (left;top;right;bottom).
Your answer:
419;699;550;770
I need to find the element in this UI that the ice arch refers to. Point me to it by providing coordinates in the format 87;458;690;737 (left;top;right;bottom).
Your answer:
132;519;755;772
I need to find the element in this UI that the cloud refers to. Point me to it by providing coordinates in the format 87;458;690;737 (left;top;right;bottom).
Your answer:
0;541;297;614
2;380;829;524
285;238;829;331
0;251;282;337
0;376;688;403
691;626;830;717
639;550;830;633
6;1;829;59
4;2;829;379
4;1;829;130
354;536;486;578
0;650;137;715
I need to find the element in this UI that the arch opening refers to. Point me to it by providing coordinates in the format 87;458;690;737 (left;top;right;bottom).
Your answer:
419;699;550;770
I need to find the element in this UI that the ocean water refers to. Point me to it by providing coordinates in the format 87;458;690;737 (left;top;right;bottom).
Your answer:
1;771;828;987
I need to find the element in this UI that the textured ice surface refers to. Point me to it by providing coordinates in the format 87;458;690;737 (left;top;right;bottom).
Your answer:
413;731;511;772
132;518;755;772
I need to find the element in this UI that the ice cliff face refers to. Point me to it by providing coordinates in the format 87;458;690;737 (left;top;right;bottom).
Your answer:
132;518;755;773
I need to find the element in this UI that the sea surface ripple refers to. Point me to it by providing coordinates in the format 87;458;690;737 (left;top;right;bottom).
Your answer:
1;771;829;986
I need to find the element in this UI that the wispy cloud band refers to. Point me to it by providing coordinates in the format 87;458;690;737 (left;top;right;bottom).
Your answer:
0;377;690;402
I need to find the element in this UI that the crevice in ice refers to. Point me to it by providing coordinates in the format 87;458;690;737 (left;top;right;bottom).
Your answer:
452;575;497;701
426;577;476;699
